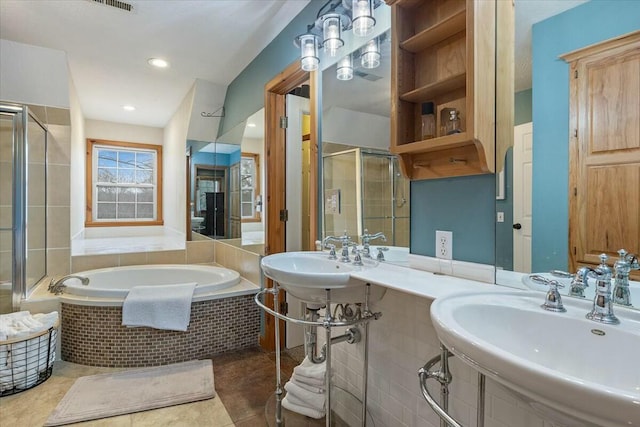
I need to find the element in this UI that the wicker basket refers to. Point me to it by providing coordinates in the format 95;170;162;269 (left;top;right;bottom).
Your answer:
0;319;59;396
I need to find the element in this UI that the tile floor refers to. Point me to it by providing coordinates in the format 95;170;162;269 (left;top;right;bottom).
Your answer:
0;346;332;427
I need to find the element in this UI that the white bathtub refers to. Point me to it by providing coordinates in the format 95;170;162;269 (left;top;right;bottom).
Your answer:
63;264;240;299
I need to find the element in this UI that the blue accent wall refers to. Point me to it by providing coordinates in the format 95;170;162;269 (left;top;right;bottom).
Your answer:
531;0;640;272
219;3;320;136
411;174;496;264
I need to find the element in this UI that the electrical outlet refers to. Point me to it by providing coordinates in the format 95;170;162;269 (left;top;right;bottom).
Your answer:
436;230;452;260
497;211;504;223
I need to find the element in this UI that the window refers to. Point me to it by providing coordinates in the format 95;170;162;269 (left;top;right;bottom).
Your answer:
86;139;163;226
240;153;260;222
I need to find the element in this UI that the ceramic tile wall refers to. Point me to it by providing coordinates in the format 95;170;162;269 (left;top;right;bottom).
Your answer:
323;152;358;237
327;288;555;427
70;239;215;272
213;240;261;286
46;124;72;278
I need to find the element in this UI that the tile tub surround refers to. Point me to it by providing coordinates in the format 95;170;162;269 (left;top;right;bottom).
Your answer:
61;294;260;367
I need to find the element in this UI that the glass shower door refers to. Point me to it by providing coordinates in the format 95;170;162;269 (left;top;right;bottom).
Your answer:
0;112;15;314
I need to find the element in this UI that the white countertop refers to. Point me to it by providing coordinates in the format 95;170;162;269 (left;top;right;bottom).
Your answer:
352;261;499;300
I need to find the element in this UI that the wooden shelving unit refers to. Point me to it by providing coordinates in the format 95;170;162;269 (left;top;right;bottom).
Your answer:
386;0;499;180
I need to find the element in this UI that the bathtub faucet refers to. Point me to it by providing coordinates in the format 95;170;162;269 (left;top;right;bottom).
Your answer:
48;275;89;295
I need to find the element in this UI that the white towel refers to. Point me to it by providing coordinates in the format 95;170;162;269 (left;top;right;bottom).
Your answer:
282;395;325;419
122;283;196;331
293;372;326;388
284;380;325;412
293;356;326;380
291;376;324;393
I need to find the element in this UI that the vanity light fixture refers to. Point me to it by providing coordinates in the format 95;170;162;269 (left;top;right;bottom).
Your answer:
123;105;136;111
336;54;354;80
295;33;321;71
352;0;375;37
293;0;383;72
147;58;169;68
321;13;347;57
361;38;380;69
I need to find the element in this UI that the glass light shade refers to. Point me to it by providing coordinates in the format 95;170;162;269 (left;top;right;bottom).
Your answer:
322;14;344;57
352;0;375;37
298;34;319;71
336;54;353;80
361;38;380;69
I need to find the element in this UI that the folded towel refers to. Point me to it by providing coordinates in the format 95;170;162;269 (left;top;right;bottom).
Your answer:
293;356;326;380
122;283;196;331
284;380;325;412
291;372;324;388
291;376;324;394
282;395;325;419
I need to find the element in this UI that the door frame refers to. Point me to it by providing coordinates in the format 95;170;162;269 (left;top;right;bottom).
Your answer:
261;60;319;351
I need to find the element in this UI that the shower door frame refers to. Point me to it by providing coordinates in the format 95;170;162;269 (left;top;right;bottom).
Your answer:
0;103;47;311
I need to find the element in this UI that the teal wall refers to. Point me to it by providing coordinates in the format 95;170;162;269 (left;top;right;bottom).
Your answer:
219;3;319;136
531;0;640;272
411;174;496;264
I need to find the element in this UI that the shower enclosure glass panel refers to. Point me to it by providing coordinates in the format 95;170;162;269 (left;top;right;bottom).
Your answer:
0;104;47;313
323;149;409;246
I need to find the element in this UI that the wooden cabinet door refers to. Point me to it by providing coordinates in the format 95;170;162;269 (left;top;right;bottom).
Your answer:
567;33;640;273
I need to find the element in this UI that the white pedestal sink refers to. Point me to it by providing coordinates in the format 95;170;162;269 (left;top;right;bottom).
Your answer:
260;251;385;304
430;291;640;427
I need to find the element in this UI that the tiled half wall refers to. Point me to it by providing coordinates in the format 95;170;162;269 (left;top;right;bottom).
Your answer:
61;294;259;368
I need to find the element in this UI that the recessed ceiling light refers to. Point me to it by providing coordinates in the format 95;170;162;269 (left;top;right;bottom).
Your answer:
247;123;256;128
123;105;136;111
148;58;170;68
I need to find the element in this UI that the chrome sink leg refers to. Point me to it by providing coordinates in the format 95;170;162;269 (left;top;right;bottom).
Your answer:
324;288;332;427
273;285;283;427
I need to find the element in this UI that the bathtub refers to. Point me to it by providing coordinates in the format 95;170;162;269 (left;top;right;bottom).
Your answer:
57;264;260;367
63;264;240;298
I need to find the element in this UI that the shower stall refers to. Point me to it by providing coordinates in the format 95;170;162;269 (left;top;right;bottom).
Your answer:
0;103;48;313
323;148;409;247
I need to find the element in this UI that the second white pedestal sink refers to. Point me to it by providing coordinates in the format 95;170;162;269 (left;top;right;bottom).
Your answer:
261;251;384;304
431;291;640;427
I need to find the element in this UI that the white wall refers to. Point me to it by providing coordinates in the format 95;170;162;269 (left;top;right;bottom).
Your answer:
163;84;196;233
0;39;69;108
85;119;163;145
322;107;390;151
186;79;227;143
69;77;86;237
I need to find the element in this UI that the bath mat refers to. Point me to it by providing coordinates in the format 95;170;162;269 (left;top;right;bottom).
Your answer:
44;360;215;426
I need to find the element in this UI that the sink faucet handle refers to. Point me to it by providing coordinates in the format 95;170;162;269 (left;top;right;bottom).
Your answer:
537;278;566;313
376;246;389;261
568;267;592;298
326;244;337;260
353;249;364;266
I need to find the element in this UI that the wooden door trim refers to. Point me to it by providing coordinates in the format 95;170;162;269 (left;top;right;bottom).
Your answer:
261;60;318;351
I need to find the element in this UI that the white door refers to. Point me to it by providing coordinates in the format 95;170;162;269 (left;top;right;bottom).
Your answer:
284;94;309;349
513;122;533;272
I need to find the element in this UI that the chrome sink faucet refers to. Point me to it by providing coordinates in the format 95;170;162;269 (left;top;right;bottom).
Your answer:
360;229;386;258
324;231;355;262
613;249;638;307
569;267;591;298
322;236;341;260
586;254;619;325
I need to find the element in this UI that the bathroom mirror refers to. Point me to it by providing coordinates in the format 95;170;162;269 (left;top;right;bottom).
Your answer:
188;108;265;255
494;0;640;309
320;26;410;265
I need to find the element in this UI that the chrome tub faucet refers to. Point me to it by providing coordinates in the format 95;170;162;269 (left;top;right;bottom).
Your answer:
48;275;89;295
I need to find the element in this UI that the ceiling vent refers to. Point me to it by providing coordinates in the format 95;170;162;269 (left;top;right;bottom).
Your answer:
354;70;383;82
88;0;134;13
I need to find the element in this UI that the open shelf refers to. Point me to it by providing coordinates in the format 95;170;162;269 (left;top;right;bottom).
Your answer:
400;72;467;103
392;132;471;154
401;10;466;53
